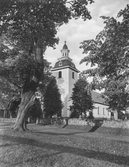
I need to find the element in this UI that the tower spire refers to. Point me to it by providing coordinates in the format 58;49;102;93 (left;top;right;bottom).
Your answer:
61;41;70;57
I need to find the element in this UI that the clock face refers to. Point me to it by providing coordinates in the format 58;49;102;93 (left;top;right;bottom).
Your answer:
59;61;62;66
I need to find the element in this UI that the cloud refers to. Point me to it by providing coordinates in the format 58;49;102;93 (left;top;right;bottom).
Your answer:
99;6;111;16
72;54;81;62
89;0;128;18
58;18;103;42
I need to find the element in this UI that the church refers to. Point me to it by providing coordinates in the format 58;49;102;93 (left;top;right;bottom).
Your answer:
51;42;118;120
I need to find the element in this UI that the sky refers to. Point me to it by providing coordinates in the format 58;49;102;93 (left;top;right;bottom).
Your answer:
44;0;129;72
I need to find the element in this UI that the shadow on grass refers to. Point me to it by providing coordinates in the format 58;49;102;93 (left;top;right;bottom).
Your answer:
34;131;86;136
0;134;129;166
88;122;103;132
88;125;100;132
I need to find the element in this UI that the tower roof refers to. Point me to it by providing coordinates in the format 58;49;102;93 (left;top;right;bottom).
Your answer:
54;59;75;68
52;58;79;73
62;41;68;49
52;41;79;73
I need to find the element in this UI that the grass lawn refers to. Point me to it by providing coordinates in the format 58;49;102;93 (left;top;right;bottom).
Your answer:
0;122;129;167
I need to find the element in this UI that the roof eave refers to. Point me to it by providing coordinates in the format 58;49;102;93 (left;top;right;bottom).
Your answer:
51;66;80;73
93;101;109;106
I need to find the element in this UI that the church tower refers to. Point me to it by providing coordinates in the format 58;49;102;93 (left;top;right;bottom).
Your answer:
51;42;79;117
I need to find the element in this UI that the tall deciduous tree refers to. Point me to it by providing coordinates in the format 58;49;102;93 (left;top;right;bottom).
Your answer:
44;77;63;118
0;0;93;130
101;77;129;113
70;78;93;117
80;4;129;113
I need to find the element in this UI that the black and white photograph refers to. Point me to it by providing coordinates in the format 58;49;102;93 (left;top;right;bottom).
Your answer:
0;0;129;166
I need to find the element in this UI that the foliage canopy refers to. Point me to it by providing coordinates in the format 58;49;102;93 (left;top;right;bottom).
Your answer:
0;0;94;89
70;78;93;117
0;0;94;130
80;4;129;112
44;77;63;118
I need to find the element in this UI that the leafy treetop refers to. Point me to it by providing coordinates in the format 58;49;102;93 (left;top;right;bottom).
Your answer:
80;4;129;78
0;0;93;52
0;0;94;89
70;77;93;116
80;4;129;112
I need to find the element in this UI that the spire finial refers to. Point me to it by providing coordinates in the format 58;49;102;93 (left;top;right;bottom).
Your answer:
63;41;68;50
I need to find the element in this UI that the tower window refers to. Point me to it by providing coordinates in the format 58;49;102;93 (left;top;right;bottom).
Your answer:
108;110;110;115
58;71;62;78
98;107;99;115
72;72;74;79
103;108;105;115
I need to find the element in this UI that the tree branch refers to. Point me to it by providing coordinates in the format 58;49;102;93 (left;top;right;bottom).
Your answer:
2;76;21;89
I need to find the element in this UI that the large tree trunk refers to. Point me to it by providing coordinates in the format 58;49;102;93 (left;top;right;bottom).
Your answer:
13;43;44;131
13;92;35;131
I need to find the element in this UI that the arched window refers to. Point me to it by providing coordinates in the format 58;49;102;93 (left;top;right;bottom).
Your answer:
72;72;74;79
59;71;62;78
98;107;100;115
103;108;105;115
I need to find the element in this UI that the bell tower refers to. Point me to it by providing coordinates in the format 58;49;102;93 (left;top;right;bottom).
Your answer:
52;42;79;117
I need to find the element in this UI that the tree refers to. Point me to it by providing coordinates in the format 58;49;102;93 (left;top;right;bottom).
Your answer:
7;96;42;127
27;98;42;124
7;94;21;118
102;77;129;113
44;77;63;118
0;0;93;131
70;78;93;118
37;59;53;99
80;4;129;113
0;76;19;117
35;59;53;115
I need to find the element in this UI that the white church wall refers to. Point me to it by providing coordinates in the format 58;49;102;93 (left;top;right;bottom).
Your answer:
52;68;72;117
92;103;111;119
67;69;78;117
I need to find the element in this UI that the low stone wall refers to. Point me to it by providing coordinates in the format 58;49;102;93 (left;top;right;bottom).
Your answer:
68;119;129;129
0;118;16;123
102;120;129;129
68;118;95;126
41;118;67;126
1;117;129;129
